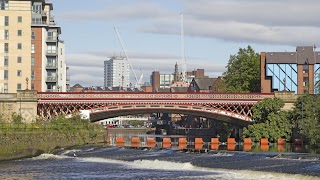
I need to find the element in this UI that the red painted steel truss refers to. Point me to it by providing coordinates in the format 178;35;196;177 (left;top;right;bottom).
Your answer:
37;92;274;122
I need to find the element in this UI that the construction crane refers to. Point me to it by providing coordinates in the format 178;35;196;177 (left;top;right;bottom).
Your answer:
114;27;143;90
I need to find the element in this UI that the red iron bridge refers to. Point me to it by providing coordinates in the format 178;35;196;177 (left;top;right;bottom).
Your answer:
37;92;276;126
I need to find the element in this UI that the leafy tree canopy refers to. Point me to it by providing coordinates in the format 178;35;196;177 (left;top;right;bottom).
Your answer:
291;95;320;147
243;98;291;142
222;45;261;92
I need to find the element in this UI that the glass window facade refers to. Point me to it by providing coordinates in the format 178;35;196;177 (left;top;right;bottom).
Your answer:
266;64;298;93
315;64;320;94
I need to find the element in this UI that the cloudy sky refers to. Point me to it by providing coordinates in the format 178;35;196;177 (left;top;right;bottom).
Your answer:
51;0;320;87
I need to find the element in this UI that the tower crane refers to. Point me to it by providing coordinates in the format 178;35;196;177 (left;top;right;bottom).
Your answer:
114;27;143;90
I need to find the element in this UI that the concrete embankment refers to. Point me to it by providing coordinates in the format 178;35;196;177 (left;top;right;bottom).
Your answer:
0;131;106;161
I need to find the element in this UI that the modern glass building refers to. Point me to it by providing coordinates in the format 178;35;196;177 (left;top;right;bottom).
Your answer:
261;46;320;94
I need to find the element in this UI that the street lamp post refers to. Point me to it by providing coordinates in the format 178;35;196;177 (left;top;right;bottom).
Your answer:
25;77;29;90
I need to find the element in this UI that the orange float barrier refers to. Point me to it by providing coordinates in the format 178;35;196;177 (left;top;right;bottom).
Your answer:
163;138;171;144
277;144;285;152
195;143;203;150
227;144;235;151
195;138;203;144
147;138;156;148
163;143;171;149
244;138;252;144
131;137;140;144
227;138;236;144
131;142;140;147
179;143;187;149
260;138;269;145
179;138;187;144
243;144;252;151
116;142;124;147
260;144;269;151
147;138;156;144
211;138;219;144
211;143;219;150
277;138;286;145
116;137;124;144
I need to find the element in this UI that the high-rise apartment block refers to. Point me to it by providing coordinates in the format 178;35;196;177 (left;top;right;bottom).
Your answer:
0;0;68;93
104;56;130;88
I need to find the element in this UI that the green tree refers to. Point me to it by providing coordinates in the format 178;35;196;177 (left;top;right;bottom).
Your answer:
222;45;260;92
243;98;292;142
291;95;320;147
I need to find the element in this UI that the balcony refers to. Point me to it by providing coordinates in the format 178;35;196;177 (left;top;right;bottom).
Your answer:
46;51;57;56
31;21;48;26
46;36;57;42
46;76;57;82
66;76;70;82
46;63;57;69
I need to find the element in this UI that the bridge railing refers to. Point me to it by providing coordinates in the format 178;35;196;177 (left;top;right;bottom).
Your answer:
37;92;275;101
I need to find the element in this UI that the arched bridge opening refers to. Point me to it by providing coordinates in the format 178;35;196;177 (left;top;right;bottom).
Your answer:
88;104;253;126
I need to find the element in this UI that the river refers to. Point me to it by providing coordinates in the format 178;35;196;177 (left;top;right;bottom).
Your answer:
0;144;319;179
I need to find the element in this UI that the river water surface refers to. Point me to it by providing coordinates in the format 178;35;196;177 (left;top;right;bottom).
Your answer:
0;144;319;179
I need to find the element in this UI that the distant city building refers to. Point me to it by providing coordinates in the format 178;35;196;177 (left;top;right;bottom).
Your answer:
150;63;208;92
104;56;130;88
261;46;320;94
188;77;223;92
0;0;68;93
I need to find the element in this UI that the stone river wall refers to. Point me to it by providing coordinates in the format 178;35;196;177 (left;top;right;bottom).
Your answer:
0;131;106;161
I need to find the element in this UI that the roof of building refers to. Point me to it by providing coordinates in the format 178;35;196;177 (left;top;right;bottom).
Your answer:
72;84;83;88
265;46;320;64
142;82;152;87
192;78;217;90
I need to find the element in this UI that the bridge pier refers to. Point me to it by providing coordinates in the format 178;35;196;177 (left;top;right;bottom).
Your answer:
0;90;38;123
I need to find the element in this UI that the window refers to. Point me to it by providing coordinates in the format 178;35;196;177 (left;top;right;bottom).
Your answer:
31;71;35;80
0;0;8;10
31;31;35;40
31;44;35;53
3;83;8;93
4;16;8;26
17;43;22;49
4;29;8;40
47;45;56;54
18;30;22;36
303;77;309;87
303;65;309;73
4;56;8;66
31;57;35;67
4;70;8;80
17;70;22;76
17;56;21;63
17;83;21;90
31;84;34;90
32;4;42;14
18;16;22;23
4;43;8;53
31;17;42;25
